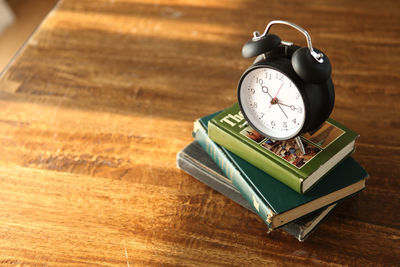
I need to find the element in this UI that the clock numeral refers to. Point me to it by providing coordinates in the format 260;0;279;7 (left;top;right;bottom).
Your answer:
258;112;264;119
250;102;258;109
271;120;276;127
297;107;302;113
249;88;255;94
292;118;296;124
276;73;283;81
256;78;263;85
295;92;300;100
283;122;287;128
265;73;272;80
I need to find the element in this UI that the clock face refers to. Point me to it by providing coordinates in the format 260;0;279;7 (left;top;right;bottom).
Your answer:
238;67;306;140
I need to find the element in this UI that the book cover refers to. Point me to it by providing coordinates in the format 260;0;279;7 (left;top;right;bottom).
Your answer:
197;110;367;229
208;103;359;194
176;141;338;241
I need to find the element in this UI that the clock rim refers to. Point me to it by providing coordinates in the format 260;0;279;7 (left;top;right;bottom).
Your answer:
237;63;308;141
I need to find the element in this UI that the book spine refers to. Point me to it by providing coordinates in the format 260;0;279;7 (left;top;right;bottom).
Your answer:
208;120;303;194
193;120;275;228
176;147;256;212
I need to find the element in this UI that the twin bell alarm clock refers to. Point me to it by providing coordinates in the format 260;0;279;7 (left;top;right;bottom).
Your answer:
237;20;334;152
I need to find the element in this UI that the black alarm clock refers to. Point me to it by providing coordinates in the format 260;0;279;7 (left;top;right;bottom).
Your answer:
237;20;334;152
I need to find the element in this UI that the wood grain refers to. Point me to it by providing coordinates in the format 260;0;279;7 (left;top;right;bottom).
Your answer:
0;0;399;265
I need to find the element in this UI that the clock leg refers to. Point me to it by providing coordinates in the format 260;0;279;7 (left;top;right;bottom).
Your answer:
295;136;306;155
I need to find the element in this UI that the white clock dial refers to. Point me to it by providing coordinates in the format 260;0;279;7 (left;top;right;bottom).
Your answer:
239;67;306;140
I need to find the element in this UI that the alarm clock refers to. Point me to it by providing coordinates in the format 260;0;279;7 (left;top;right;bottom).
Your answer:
237;20;334;150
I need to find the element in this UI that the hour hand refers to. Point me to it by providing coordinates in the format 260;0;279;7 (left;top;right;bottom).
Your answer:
261;86;273;99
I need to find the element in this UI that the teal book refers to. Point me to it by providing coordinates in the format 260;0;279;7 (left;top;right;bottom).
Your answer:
176;141;338;241
208;103;359;194
195;110;367;229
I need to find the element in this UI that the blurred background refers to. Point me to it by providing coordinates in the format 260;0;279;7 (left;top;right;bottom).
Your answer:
0;0;57;71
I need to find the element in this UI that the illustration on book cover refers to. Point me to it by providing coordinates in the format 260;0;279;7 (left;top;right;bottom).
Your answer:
240;121;344;168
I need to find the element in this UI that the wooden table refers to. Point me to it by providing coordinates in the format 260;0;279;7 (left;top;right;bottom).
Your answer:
0;0;399;265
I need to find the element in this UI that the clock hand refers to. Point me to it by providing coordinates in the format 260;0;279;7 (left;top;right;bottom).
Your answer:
277;102;297;110
262;86;273;99
269;81;285;109
273;81;285;99
277;103;288;119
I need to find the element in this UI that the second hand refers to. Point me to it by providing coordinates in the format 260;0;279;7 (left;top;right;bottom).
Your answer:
269;81;285;109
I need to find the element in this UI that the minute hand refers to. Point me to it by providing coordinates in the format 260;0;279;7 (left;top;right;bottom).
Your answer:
278;101;297;110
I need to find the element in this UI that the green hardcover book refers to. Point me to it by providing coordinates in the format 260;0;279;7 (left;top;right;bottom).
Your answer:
196;111;367;229
208;103;359;194
176;141;338;241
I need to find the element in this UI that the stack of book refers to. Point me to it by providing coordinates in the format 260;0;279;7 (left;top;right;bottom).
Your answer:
177;103;368;241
